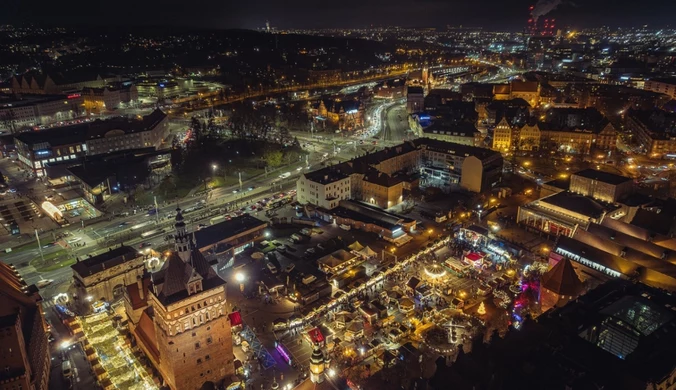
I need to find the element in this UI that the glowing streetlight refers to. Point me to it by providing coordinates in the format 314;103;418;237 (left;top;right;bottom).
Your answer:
235;272;245;283
211;163;218;171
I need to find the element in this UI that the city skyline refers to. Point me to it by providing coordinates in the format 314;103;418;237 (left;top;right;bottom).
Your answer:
3;0;676;30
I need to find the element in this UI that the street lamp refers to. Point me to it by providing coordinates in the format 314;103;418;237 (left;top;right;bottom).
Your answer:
235;272;245;283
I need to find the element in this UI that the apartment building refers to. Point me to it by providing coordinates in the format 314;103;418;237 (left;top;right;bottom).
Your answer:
625;108;676;158
297;138;502;209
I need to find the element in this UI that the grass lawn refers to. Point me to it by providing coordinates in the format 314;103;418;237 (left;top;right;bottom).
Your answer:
208;167;265;189
8;241;41;254
30;249;76;273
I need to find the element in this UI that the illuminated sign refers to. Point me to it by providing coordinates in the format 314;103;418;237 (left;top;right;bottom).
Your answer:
67;93;81;99
274;341;292;364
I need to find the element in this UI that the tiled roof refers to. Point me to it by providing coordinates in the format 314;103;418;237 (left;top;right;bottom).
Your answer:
541;257;584;296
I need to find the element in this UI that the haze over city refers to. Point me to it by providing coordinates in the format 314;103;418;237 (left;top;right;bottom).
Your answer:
1;2;676;390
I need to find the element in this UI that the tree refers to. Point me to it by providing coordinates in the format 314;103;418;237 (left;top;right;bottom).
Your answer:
263;150;283;168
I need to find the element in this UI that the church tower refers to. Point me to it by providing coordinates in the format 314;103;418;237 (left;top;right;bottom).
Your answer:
147;208;234;389
174;207;190;262
309;343;329;383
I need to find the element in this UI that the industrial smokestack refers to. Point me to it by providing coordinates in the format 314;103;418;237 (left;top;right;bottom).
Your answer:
532;0;562;23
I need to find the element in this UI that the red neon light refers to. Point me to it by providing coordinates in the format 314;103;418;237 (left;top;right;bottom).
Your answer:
67;93;81;99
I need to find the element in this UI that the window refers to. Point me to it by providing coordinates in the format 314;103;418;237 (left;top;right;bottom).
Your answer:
206;337;213;345
195;342;201;349
197;358;202;364
205;355;211;361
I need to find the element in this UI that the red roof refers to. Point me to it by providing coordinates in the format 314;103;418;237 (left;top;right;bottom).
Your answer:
228;311;242;326
466;252;483;261
308;327;325;343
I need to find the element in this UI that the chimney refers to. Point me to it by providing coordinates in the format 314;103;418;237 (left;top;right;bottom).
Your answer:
137;275;144;300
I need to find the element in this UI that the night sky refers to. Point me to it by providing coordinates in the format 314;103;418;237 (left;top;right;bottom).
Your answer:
3;0;674;30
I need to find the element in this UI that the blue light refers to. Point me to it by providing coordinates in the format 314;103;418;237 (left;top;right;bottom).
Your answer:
36;151;49;156
159;83;165;88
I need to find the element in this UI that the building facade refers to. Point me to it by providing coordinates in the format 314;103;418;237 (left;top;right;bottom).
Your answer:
125;209;234;390
406;86;425;114
0;94;85;133
491;117;513;152
14;109;168;176
297;139;502;210
0;263;50;390
625;109;676;158
82;85;138;113
420;123;483;146
71;245;147;304
569;169;632;203
644;78;676;100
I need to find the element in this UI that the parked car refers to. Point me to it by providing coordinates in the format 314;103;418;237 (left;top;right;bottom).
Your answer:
266;262;278;274
284;264;295;273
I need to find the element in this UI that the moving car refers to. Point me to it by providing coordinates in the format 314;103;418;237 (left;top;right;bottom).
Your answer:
36;279;53;288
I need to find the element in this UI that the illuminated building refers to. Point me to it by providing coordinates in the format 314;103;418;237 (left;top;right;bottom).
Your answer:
644;78;676;100
309;342;329;383
553;210;676;291
430;279;676;389
82;85;138;113
517;191;620;237
517;122;541;151
312;99;365;131
491;117;513;151
297;139;502;210
14;109;168;176
539;256;585;313
493;81;540;107
420;122;483;147
569;169;632;203
0;93;85;132
0;262;50;390
124;208;234;389
625;108;676;158
71;245;147;305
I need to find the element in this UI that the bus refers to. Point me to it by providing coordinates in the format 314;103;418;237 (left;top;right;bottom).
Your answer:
266;197;291;210
210;215;226;225
141;228;165;238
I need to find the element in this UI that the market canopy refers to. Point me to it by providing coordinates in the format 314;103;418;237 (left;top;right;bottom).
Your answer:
348;241;365;251
228;311;242;326
358;246;377;257
307;327;325;343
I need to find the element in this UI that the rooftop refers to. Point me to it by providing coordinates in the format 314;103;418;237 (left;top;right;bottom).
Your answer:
572;168;632;186
414;137;501;160
194;214;267;249
71;246;141;278
15;109;166;149
422;122;480;137
538;191;610;219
